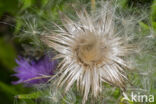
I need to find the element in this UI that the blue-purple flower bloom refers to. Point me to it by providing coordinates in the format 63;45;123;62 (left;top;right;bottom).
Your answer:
12;55;57;85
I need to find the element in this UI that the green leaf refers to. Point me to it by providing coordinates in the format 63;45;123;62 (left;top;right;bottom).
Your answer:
0;81;17;95
0;0;18;16
21;0;33;10
112;88;120;98
139;22;149;30
139;22;150;35
118;0;128;9
14;18;23;34
41;0;49;6
0;38;16;69
151;0;156;21
152;21;156;31
16;91;42;99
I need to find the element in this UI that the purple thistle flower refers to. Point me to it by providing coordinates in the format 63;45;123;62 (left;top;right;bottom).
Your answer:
12;55;57;85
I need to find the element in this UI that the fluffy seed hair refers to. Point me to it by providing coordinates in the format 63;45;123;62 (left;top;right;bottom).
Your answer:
42;3;133;104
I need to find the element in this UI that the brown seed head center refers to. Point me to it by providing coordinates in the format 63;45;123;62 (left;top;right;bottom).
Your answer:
76;34;104;65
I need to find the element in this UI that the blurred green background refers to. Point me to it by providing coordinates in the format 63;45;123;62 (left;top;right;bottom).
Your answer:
0;0;155;104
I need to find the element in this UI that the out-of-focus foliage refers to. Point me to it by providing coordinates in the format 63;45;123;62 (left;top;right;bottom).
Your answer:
0;38;16;69
0;0;18;16
151;0;156;31
0;0;155;104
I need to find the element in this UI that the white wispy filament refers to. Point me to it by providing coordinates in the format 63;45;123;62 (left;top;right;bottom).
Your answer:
43;3;133;104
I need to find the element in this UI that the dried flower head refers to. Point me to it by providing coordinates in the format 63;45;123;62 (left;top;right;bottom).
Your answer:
43;3;133;104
